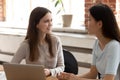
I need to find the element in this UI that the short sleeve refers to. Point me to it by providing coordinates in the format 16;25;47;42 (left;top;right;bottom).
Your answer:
92;40;98;65
105;41;120;75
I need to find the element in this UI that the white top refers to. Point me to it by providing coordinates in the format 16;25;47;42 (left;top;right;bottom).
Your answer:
0;71;6;80
92;40;120;80
11;34;64;76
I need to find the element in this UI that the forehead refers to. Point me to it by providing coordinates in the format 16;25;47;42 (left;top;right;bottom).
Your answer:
89;13;95;20
44;12;51;17
41;12;52;19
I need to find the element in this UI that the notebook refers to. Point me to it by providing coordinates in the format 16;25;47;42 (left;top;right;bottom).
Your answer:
3;63;46;80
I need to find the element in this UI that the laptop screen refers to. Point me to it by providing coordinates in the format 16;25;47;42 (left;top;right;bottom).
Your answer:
3;63;46;80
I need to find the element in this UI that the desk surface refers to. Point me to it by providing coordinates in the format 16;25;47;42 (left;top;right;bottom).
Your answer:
46;76;58;80
0;65;58;80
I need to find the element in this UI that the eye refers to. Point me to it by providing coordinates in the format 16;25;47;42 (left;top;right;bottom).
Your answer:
44;19;52;23
44;20;49;23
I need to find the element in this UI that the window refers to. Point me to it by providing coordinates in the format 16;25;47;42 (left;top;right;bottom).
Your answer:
1;0;85;30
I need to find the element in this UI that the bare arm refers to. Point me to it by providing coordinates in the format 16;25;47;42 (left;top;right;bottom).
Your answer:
78;65;98;79
57;65;98;80
78;65;115;80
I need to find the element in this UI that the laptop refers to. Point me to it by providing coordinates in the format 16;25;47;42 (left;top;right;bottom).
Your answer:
3;63;46;80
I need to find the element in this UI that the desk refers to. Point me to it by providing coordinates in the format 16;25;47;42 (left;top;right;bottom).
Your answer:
46;76;58;80
0;65;58;80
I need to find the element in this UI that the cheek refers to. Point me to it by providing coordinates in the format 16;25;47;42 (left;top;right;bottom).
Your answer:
88;21;92;30
37;25;44;32
40;27;46;32
88;21;96;33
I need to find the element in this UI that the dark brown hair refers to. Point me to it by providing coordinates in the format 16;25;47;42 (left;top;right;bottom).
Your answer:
89;3;120;42
25;7;54;61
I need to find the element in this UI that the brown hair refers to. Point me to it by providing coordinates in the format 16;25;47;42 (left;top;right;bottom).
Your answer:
25;7;54;61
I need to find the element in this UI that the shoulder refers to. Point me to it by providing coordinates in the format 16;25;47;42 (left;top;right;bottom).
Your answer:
107;40;120;48
15;40;29;54
105;40;120;55
110;40;119;44
50;34;61;43
19;40;29;48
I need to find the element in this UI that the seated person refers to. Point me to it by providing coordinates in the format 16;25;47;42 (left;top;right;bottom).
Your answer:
57;3;120;80
11;7;64;77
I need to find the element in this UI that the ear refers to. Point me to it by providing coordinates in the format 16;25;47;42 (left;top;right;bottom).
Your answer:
36;24;39;28
97;20;102;28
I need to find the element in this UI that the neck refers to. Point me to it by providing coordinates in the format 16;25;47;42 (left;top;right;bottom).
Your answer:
39;33;46;45
97;34;111;50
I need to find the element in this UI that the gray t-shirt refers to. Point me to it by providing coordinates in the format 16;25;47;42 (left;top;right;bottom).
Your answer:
92;40;120;80
11;34;64;76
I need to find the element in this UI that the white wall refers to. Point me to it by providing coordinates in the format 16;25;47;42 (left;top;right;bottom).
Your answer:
0;34;24;54
0;33;96;54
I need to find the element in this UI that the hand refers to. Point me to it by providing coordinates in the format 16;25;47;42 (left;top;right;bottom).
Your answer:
44;68;51;77
57;72;79;80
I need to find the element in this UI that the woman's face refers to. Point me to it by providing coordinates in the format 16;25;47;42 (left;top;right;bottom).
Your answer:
87;13;102;35
37;12;53;34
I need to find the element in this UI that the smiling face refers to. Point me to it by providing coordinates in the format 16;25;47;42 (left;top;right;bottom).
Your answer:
87;13;102;36
36;12;53;34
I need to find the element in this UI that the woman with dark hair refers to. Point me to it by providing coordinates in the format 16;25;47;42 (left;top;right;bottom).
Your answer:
11;7;64;77
57;3;120;80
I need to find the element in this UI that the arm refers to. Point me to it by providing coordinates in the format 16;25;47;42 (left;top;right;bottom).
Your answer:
50;36;65;76
11;41;28;63
78;65;98;79
101;41;120;80
81;40;120;80
57;65;99;80
77;66;115;80
78;40;119;80
57;70;98;80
